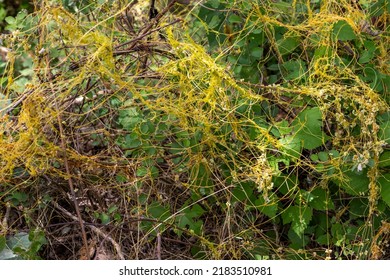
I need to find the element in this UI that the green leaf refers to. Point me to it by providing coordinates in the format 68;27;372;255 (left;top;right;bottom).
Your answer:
5;16;15;24
139;122;150;134
281;59;306;81
316;233;330;245
379;173;390;207
282;205;313;236
6;192;28;206
288;228;310;249
228;14;242;23
313;46;333;60
331;223;345;246
119;116;142;130
108;205;118;214
115;174;127;183
379;121;390;144
208;0;221;9
190;162;213;187
274;175;298;195
231;182;254;203
333;20;357;41
274;120;293;136
148;202;171;222
292;107;330;150
123;133;141;149
309;188;334;211
280;134;302;160
100;213;110;225
349;198;369;218
271;1;292;13
8;232;31;251
0;236;5;252
359;50;374;64
136;166;148;177
333;168;369;195
379;151;390;168
16;10;27;21
176;204;205;236
208;14;222;29
141;201;172;236
250;47;263;59
276;36;300;55
150;165;159;178
254;194;278;219
318;151;329;162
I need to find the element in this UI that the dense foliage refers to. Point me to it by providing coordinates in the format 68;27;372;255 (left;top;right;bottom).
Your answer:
0;0;389;259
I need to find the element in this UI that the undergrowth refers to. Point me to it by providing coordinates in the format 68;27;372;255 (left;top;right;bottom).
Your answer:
0;0;389;259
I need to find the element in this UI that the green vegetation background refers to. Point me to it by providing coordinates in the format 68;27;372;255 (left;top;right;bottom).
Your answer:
0;0;389;260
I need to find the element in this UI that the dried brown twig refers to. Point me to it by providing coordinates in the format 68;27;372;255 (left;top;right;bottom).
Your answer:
52;201;125;260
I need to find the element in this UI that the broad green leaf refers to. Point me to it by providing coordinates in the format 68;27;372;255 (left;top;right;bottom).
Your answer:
271;1;292;13
313;46;333;60
175;204;205;236
190;162;213;187
228;14;242;23
281;59;306;81
5;16;15;24
292;107;330;150
267;64;279;71
288;228;310;249
318;152;329;162
150;165;159;178
0;236;5;252
331;223;345;246
231;182;254;203
0;93;11;117
250;47;263;59
379;151;390;168
16;10;27;21
274;120;293;136
254;194;278;219
333;20;357;41
136;166;148;177
100;213;110;225
274;175;298;195
349;198;369;218
309;188;334;211
7;232;31;251
379;173;390;207
108;205;118;214
282;205;313;236
119;107;139;117
359;50;374;64
280;134;302;159
379;121;390;144
148;202;171;221
122;133;141;149
369;0;390;17
208;0;221;9
276;36;300;55
115;174;127;183
139;122;150;134
333;168;369;195
316;233;331;245
310;154;319;162
141;202;171;235
208;14;222;29
0;247;18;260
119;116;142;130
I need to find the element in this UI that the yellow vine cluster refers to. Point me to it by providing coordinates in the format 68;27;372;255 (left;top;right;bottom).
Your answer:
0;0;388;259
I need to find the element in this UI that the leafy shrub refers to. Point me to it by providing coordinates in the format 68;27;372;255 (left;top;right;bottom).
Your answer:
0;0;389;259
